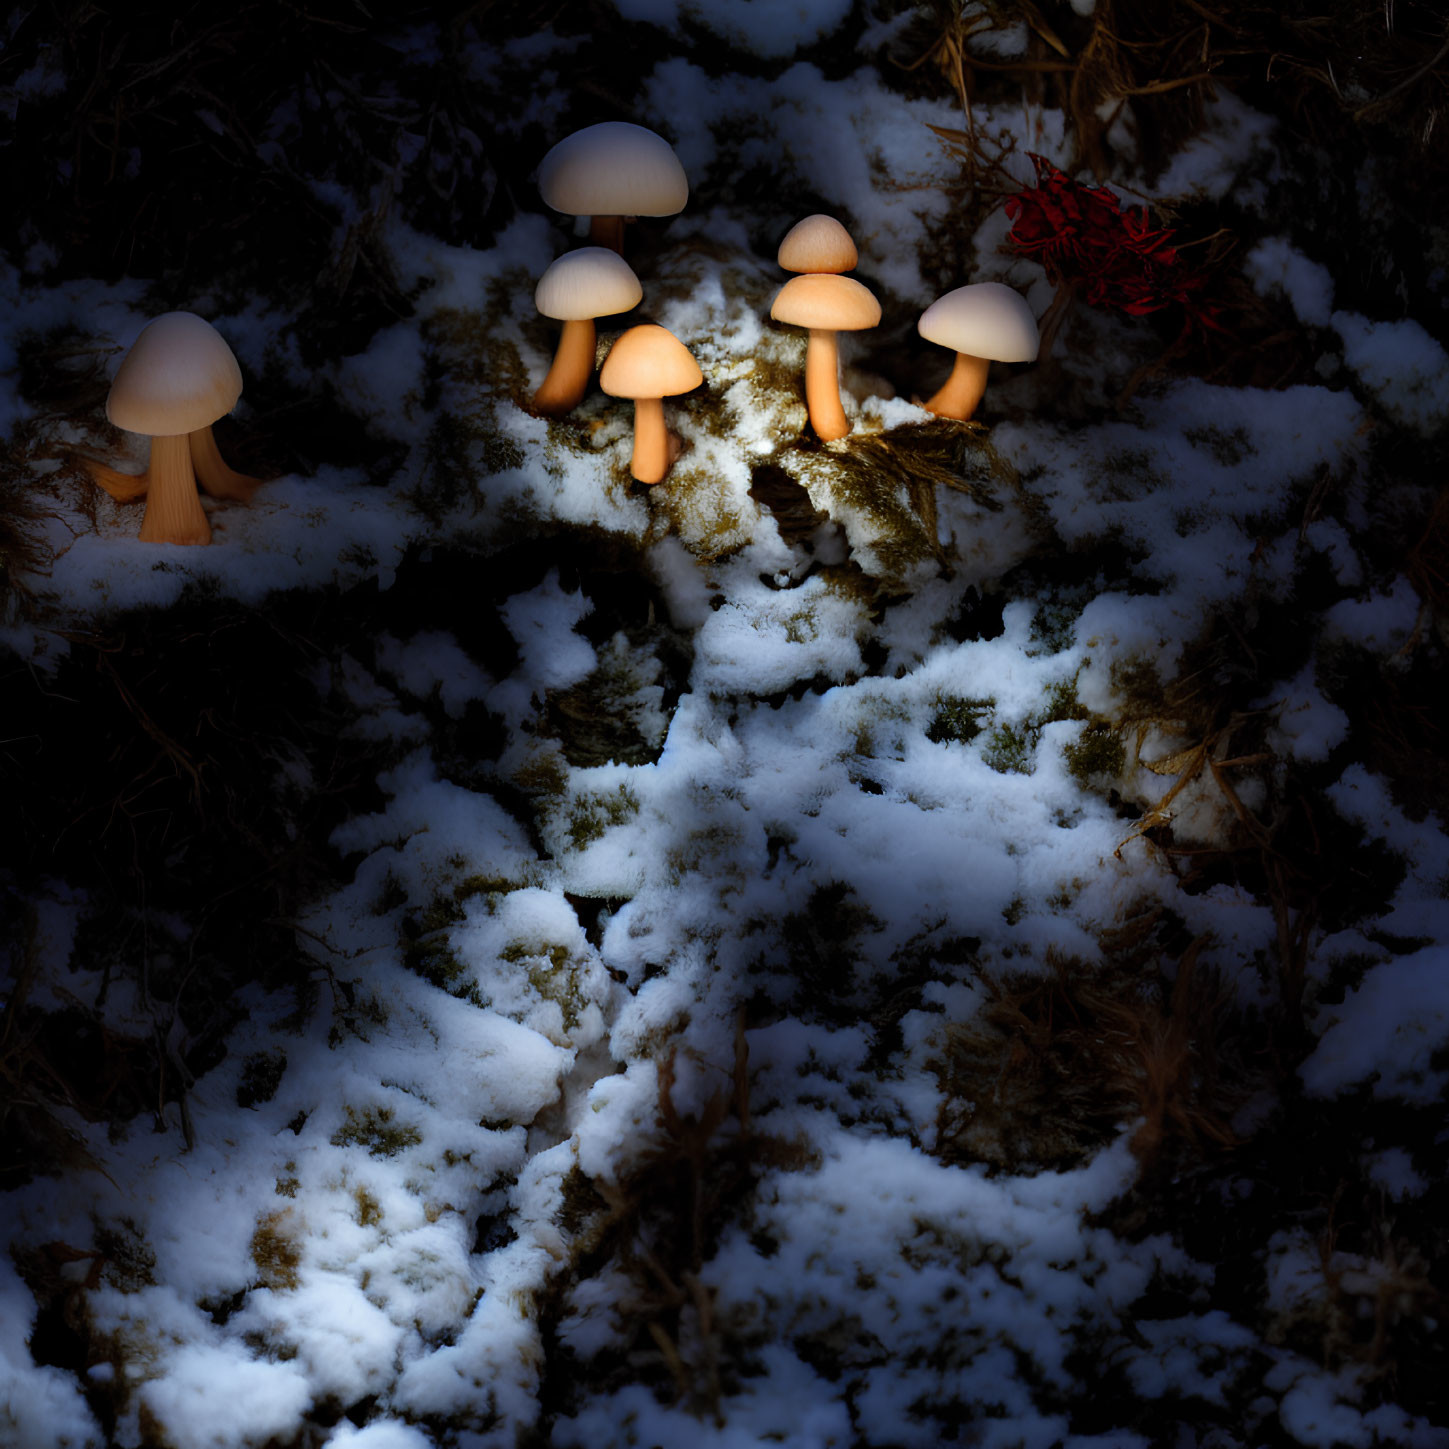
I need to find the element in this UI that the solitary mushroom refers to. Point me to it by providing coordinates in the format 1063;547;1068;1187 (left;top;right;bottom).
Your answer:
86;311;262;546
598;324;701;484
777;214;858;275
917;282;1039;421
532;248;643;417
537;122;688;255
769;273;881;442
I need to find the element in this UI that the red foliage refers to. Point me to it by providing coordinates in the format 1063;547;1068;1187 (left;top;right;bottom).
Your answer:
1004;155;1220;330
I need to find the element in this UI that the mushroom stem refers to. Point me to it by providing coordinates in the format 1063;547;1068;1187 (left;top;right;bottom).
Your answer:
82;457;151;502
190;425;262;500
138;433;211;546
924;351;991;421
589;215;627;254
804;328;849;442
629;397;670;484
533;318;598;417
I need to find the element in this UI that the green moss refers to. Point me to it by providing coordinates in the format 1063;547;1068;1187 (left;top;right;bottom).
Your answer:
501;941;587;1029
927;695;994;745
1029;598;1084;656
784;419;1031;584
849;695;914;760
236;1049;286;1109
1184;424;1253;466
330;1106;423;1158
544;630;677;769
373;870;409;916
414;411;525;520
566;783;640;851
404;935;473;996
1041;677;1090;727
515;747;570;803
769;882;884;1001
94;1219;157;1291
1098;447;1162;498
1111;655;1166;712
355;1186;383;1228
410;306;533;520
1064;722;1127;783
650;458;759;561
455;874;522;901
983;722;1034;775
326;990;389;1047
251;1212;302;1290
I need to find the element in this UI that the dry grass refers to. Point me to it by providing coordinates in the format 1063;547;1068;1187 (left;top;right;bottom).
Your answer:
907;0;1449;183
931;907;1242;1172
536;1021;816;1425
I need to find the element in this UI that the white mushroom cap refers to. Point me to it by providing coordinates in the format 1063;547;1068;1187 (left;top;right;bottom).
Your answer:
777;215;858;274
535;248;643;321
599;325;702;399
770;273;881;332
538;122;689;218
917;282;1040;363
107;312;244;437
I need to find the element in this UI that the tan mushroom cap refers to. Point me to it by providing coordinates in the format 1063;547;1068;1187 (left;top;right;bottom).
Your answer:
770;273;881;331
538;122;689;219
106;312;244;437
917;282;1039;362
777;215;858;274
535;248;643;321
599;325;702;399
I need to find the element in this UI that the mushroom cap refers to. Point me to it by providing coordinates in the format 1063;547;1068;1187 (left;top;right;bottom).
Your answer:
769;273;881;332
107;312;244;437
777;214;858;274
917;282;1039;363
535;248;643;321
538;122;689;219
599;324;702;399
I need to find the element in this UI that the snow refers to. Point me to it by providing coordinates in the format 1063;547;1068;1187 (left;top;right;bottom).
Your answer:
3;7;1447;1449
1333;311;1449;435
611;0;855;58
1245;236;1336;327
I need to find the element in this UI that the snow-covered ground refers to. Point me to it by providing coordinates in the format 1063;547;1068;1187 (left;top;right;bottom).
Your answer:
3;3;1448;1446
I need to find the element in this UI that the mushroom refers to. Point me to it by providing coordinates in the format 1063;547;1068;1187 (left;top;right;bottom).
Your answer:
598;324;702;484
537;122;688;255
777;214;858;275
917;282;1039;421
532;248;643;417
769;273;881;442
86;311;262;546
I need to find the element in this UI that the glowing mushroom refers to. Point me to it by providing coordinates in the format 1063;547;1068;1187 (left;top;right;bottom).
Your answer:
769;273;881;442
532;248;643;417
917;282;1039;422
538;122;688;255
598;324;701;485
777;214;858;275
86;311;262;546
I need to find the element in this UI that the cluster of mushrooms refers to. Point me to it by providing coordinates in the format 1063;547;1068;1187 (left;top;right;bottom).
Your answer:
85;120;1040;544
531;121;1041;481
